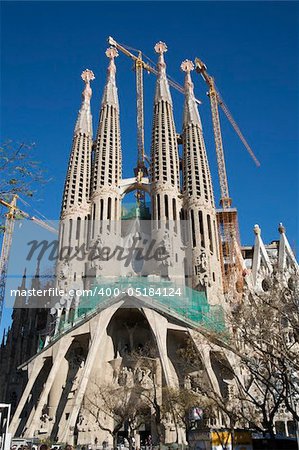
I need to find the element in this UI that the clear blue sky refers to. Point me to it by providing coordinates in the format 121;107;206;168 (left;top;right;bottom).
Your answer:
0;1;298;330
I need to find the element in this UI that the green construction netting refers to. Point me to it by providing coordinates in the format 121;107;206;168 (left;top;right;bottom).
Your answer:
121;203;151;220
74;277;225;333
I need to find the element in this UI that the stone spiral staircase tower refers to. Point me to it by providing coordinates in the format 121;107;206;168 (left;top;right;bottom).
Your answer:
181;60;223;303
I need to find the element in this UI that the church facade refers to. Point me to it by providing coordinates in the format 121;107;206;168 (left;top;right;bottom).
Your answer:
0;42;298;446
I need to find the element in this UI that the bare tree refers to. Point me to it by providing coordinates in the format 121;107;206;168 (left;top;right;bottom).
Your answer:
226;278;299;447
186;276;299;449
83;380;151;450
0;140;48;231
0;141;46;198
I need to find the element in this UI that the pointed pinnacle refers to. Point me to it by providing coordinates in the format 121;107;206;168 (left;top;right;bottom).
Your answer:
278;223;285;234
254;224;261;235
181;60;194;73
154;41;168;54
105;47;119;60
81;69;95;84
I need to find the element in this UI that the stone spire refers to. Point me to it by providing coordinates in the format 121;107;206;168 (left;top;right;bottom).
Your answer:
91;47;122;241
181;60;213;206
75;69;94;135
57;70;95;312
181;60;202;128
101;47;119;109
181;60;222;302
92;47;122;194
277;223;299;273
154;42;172;104
150;41;180;222
61;69;95;216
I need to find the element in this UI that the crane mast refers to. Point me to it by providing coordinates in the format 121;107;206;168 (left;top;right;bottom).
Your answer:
135;53;147;176
209;79;232;208
135;54;147;209
108;37;148;210
0;196;58;324
0;195;18;324
194;56;260;292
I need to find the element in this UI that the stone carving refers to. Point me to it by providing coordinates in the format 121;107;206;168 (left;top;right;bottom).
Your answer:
118;367;134;387
77;412;88;432
58;261;70;280
39;413;52;433
195;251;210;288
139;369;153;389
69;347;85;371
184;375;192;390
135;367;144;383
61;203;90;219
105;47;118;60
81;69;95;84
154;41;168;55
117;366;154;390
181;60;194;73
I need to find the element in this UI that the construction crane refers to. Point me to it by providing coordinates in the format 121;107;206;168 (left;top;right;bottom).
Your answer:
194;56;260;292
0;195;58;324
195;56;260;209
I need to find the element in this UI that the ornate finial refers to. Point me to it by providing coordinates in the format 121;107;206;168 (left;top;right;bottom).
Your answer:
105;47;119;60
181;60;194;73
80;70;94;105
278;222;285;234
154;41;168;54
253;224;261;235
81;69;95;84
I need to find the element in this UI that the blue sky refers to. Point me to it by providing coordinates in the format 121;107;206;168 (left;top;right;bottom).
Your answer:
0;1;298;330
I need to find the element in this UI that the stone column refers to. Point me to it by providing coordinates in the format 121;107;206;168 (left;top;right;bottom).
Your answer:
48;355;69;421
24;336;73;437
60;301;124;443
9;356;44;436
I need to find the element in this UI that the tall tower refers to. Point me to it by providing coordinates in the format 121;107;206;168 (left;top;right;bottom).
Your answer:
150;42;181;224
149;42;184;282
181;60;223;302
56;70;94;326
91;47;122;250
61;69;94;217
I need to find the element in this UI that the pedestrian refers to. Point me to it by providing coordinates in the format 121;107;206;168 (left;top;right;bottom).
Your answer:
39;445;49;450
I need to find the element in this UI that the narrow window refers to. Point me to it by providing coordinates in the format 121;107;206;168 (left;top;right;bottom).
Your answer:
100;198;104;221
92;204;96;239
115;198;118;220
69;218;73;246
164;195;169;219
207;214;213;253
172;198;177;221
190;209;196;248
107;197;112;220
76;217;81;240
198;211;205;248
157;194;161;221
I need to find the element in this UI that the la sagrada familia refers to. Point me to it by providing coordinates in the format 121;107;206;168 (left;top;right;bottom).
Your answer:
0;42;298;446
